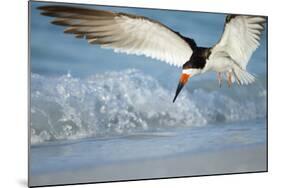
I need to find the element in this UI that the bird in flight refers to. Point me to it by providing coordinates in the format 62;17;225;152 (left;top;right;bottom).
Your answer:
38;5;266;102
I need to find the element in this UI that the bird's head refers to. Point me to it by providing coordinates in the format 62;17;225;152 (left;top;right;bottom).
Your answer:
173;68;201;103
173;48;209;103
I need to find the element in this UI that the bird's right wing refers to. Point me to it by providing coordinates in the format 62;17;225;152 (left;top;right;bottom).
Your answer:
210;15;266;85
38;5;197;67
212;15;266;70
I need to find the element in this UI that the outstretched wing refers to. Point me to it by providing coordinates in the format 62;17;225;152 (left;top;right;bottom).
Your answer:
212;15;266;70
38;5;197;67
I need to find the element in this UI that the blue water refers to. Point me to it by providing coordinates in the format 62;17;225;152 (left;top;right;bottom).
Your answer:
29;1;267;184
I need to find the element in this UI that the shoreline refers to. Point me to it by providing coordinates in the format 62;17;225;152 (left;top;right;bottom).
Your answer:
30;143;267;187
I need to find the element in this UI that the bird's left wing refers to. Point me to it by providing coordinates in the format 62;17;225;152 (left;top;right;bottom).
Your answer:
212;15;266;70
38;5;197;67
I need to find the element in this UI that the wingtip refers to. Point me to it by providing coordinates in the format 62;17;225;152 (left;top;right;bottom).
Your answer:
37;5;51;10
37;5;65;10
36;6;43;10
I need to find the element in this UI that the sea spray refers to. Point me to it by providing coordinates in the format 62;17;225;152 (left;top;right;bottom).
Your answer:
31;69;266;144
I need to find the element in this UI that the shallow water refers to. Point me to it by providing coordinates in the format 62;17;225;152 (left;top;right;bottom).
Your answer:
30;118;266;177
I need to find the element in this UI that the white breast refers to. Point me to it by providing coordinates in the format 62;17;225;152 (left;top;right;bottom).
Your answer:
204;50;234;73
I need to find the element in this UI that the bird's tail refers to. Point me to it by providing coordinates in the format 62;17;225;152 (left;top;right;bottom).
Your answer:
233;67;255;85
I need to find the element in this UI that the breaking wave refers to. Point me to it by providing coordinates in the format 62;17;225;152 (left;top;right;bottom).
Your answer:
30;69;266;144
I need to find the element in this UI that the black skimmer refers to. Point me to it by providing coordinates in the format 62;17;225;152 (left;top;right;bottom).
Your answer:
38;5;266;102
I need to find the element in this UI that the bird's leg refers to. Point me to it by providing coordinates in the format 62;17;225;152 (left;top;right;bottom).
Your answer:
217;72;222;88
227;72;232;88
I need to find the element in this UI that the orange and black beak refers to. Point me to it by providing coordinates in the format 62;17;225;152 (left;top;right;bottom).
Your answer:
173;73;190;103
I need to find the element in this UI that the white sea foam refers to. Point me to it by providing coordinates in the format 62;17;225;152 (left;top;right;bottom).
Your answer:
30;69;266;144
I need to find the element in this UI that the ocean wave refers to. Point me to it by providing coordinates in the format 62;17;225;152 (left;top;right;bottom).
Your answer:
30;69;266;144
